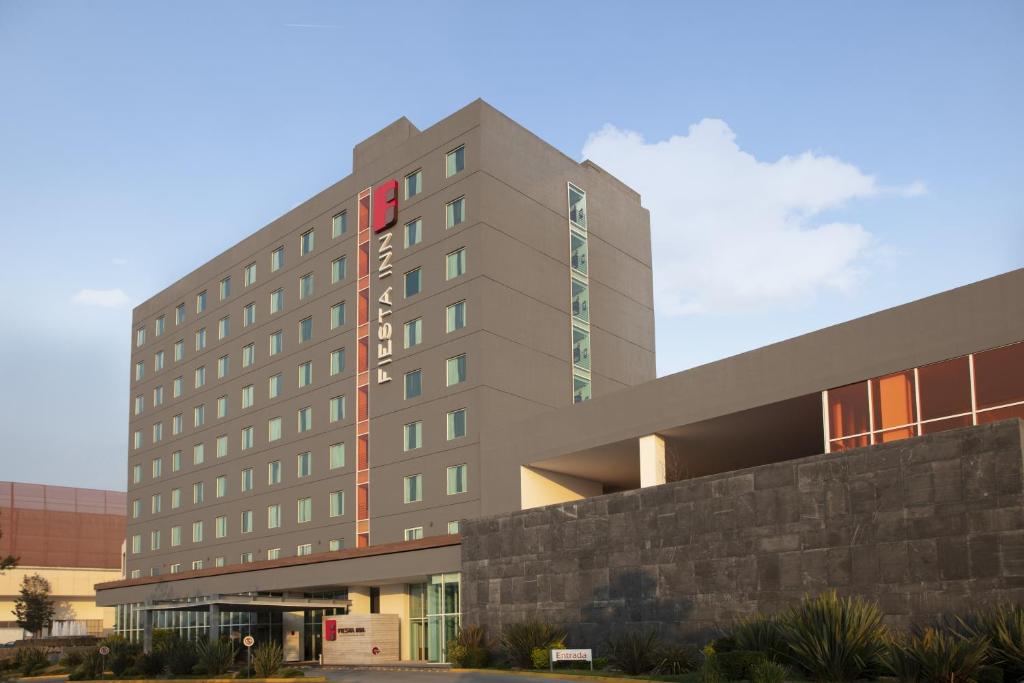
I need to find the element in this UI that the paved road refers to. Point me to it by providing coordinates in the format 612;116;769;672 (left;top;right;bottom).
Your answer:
319;669;590;683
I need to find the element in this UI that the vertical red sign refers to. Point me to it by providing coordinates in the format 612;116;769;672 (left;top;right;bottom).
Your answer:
325;619;337;641
372;179;399;232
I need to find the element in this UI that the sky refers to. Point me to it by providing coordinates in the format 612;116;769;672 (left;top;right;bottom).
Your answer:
0;1;1021;490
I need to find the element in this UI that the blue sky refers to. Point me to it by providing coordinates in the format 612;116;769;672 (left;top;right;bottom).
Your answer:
0;1;1021;490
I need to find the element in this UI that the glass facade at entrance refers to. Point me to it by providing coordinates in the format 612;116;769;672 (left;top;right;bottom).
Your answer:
409;573;460;662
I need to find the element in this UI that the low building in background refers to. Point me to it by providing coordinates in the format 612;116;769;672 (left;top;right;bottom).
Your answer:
0;482;125;642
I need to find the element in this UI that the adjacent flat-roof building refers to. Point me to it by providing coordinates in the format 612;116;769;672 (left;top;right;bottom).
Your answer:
95;100;1024;664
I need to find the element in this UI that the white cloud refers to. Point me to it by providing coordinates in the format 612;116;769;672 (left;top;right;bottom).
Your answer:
581;119;924;314
71;288;131;308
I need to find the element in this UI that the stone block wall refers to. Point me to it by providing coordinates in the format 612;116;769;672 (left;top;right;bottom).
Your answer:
461;420;1024;645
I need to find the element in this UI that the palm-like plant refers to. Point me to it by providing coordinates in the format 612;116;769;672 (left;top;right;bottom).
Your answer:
730;614;787;662
777;590;887;681
500;621;566;669
883;628;990;683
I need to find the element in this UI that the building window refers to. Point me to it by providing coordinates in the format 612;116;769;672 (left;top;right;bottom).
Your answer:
271;246;284;272
573;373;592;403
195;327;207;351
446;354;467;386
569;182;587;228
270;288;284;314
332;256;347;283
297;497;312;523
329;442;345;469
570;230;588;275
404;268;421;298
174;339;184;362
404;527;424;541
297;451;312;478
404;370;422;399
573;325;591;370
300;229;315;255
196;290;207;314
134;394;143;415
404;421;422;451
240;510;253;533
329;539;344;552
331;302;346;329
171;487;181;508
217;395;228;419
175;303;186;325
571;276;589;322
217;355;230;379
242;384;254;409
194;403;205;427
216;475;227;497
216;434;228;457
268;460;281;485
329;396;345;423
218;316;230;340
152;493;163;514
153;385;164;406
330;491;345;517
446;300;467;333
244;302;256;326
404;318;422;348
155;315;165;337
241;468;253;492
171;526;181;546
215;516;228;538
154;350;165;371
135;327;146;348
299;317;313;343
330;348;345;376
296;544;312;556
152;422;163;443
446;248;466;280
243;343;255;368
298;360;313;388
240;552;253;563
404;218;422;248
192;560;204;571
269;373;282;398
299;273;314;300
151;457;163;478
214;556;225;567
404;170;422;200
219;276;231;300
448;520;460;534
244;262;256;287
240;426;253;452
130;499;140;519
446;196;465;228
171;452;181;472
192;521;204;543
131;534;141;554
173;376;183;398
269;330;283;356
193;443;205;464
135;361;144;381
404;474;423;503
267;504;281;529
447;408;467;440
193;481;204;503
268;416;282;442
297;406;312;433
150;530;161;550
447;464;467;495
132;430;142;450
132;464;142;484
194;365;206;388
446;145;465;177
332;211;347;238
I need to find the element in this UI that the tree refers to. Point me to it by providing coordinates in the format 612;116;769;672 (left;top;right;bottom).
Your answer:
14;573;55;638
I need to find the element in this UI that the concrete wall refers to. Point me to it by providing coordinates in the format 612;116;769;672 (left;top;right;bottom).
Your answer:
0;566;121;635
462;420;1024;645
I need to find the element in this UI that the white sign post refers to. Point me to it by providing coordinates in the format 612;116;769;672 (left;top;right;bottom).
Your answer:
243;635;255;673
550;648;593;671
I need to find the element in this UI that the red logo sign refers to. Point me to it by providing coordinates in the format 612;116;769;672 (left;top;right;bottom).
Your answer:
324;619;337;641
371;646;381;656
372;180;399;233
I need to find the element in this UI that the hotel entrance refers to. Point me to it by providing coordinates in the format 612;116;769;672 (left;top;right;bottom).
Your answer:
409;573;460;662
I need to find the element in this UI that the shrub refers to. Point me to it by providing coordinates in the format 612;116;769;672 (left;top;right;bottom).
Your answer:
883;628;990;683
954;603;1024;678
592;656;609;670
446;625;490;668
197;637;237;675
777;590;887;681
655;643;701;674
252;641;283;678
700;645;726;683
730;614;787;662
500;621;566;669
15;647;49;676
135;649;166;677
69;651;104;681
160;636;199;675
102;635;141;676
603;628;664;675
531;646;549;670
59;647;87;669
716;650;767;680
749;659;789;683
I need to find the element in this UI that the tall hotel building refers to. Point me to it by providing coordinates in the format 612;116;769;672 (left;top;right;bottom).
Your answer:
97;101;1024;662
100;101;655;661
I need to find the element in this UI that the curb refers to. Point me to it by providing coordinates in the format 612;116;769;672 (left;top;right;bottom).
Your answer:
451;670;663;682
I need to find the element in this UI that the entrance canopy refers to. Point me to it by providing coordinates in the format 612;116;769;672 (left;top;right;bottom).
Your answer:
138;594;351;613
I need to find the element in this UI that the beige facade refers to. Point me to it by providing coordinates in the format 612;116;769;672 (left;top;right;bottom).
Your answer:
1;566;121;641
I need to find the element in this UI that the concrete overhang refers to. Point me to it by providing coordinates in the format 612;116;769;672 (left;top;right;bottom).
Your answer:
137;595;351;612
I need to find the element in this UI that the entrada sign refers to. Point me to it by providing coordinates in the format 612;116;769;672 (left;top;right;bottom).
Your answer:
374;179;399;384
